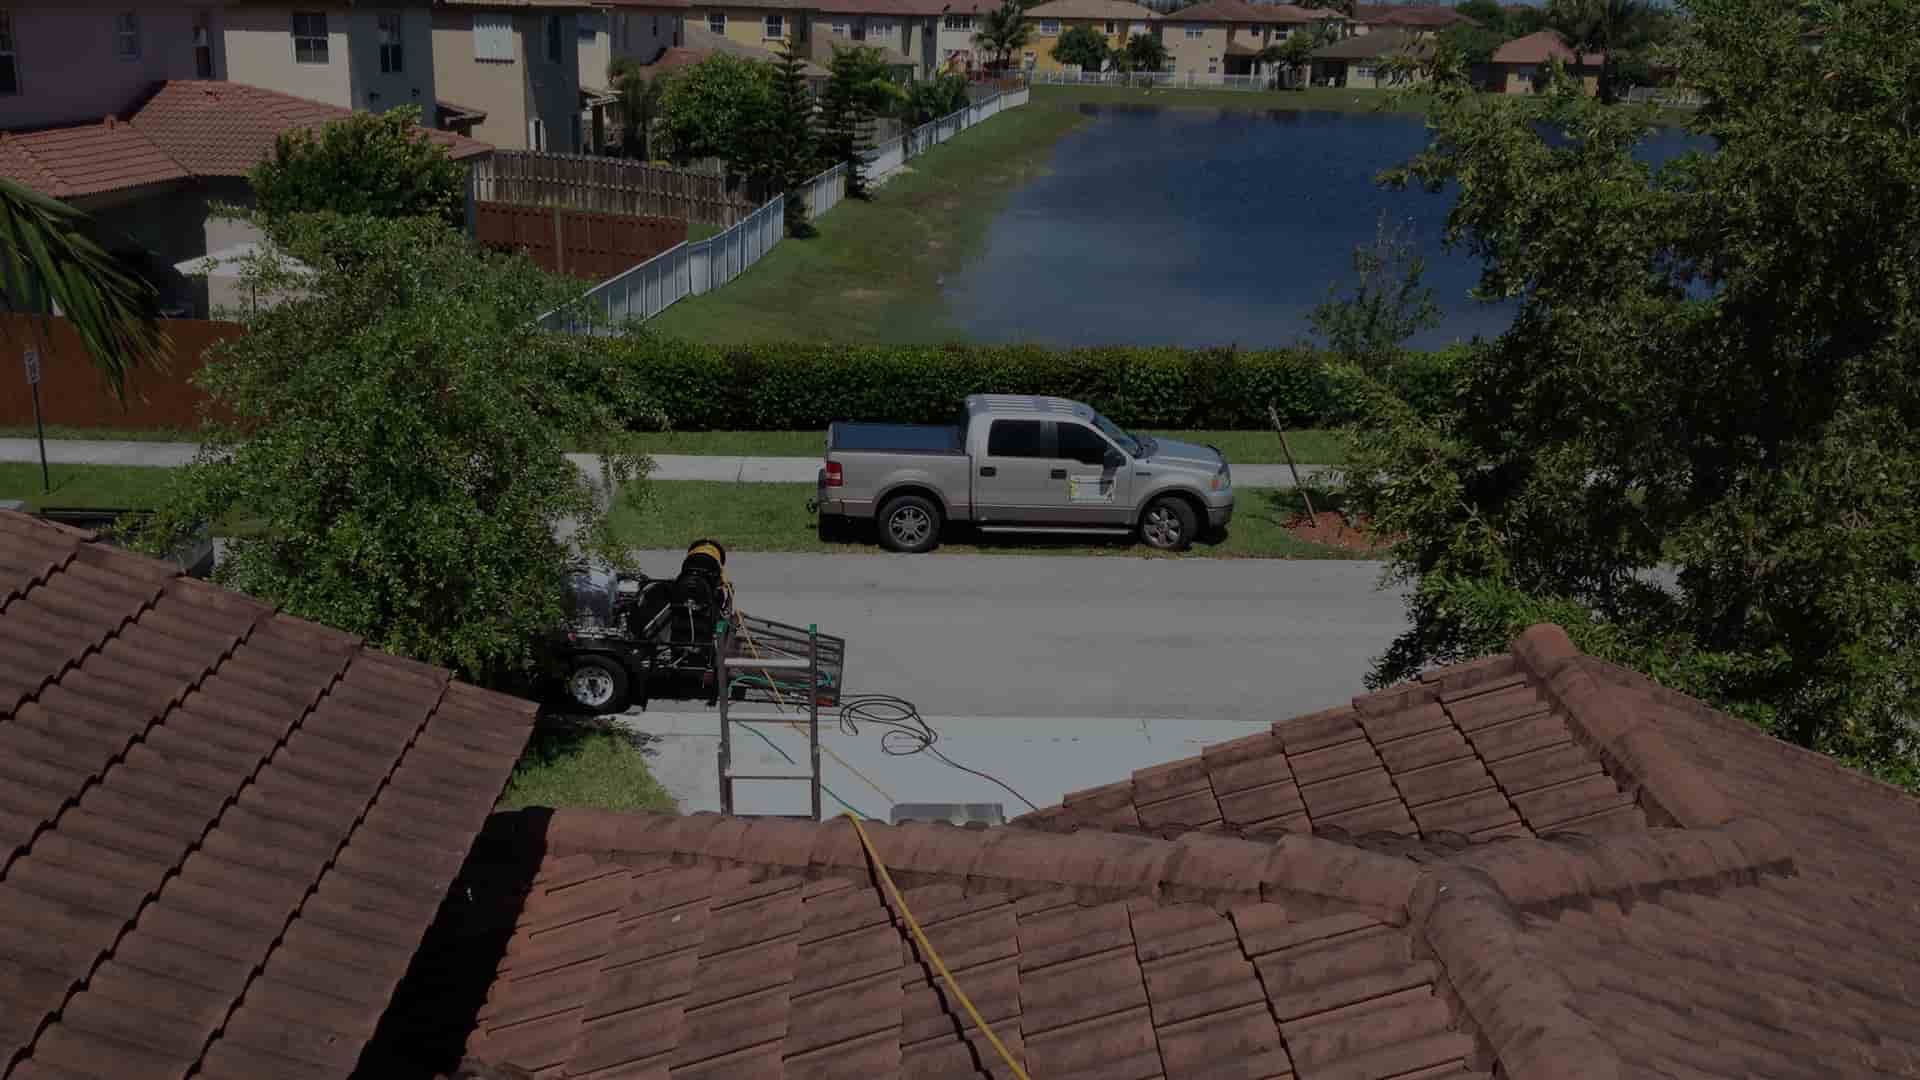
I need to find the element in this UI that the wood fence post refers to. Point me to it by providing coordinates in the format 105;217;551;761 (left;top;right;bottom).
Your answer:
553;206;565;276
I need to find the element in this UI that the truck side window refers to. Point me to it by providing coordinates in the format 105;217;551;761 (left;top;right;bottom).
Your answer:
987;419;1047;458
1055;423;1112;466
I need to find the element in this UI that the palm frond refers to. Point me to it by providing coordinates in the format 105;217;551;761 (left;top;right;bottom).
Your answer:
0;176;169;401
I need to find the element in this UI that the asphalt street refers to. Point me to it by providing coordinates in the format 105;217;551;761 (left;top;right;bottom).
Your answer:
636;548;1409;723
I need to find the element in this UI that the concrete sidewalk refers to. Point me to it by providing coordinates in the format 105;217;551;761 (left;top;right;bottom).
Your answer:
0;439;1333;489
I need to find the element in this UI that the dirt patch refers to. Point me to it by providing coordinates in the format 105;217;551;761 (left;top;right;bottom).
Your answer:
1285;511;1396;553
840;288;885;301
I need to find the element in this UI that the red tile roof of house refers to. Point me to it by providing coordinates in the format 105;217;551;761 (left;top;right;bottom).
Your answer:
418;623;1920;1080
1023;0;1160;20
0;510;536;1079
1491;28;1602;66
0;81;491;201
1166;0;1338;24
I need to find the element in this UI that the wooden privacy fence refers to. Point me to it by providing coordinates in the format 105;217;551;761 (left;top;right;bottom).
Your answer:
470;152;749;226
0;316;237;430
474;204;688;281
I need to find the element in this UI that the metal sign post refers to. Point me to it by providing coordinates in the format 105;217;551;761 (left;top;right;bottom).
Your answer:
23;348;47;494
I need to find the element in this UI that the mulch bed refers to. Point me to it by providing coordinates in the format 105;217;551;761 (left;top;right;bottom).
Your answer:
1284;510;1398;554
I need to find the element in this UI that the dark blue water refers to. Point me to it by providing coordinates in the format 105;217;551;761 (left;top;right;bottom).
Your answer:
943;105;1707;349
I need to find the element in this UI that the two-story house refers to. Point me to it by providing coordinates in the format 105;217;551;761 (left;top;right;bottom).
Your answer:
224;1;437;112
431;0;590;151
1019;0;1155;74
929;0;999;74
1309;25;1432;88
1158;0;1342;78
578;0;684;89
1348;3;1474;36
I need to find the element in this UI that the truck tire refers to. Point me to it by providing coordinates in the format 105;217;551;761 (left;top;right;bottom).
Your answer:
1140;496;1198;552
878;494;943;554
564;655;630;714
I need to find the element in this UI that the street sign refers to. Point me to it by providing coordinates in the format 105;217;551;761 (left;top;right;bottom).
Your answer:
22;347;39;385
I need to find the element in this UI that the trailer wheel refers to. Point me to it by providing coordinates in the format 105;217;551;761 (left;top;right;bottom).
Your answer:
564;656;630;714
1140;496;1198;552
878;494;943;554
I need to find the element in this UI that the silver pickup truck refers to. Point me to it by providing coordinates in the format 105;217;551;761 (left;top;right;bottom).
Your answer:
814;394;1234;553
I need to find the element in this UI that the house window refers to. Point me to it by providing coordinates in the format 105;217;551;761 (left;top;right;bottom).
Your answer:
1104;19;1116;33
292;12;328;63
831;20;847;35
0;13;17;95
944;14;972;29
474;13;514;61
1354;63;1374;79
867;18;889;34
378;12;404;73
529;117;546;150
570;113;582;152
115;13;141;60
192;12;214;77
1207;59;1217;72
546;14;562;61
1038;18;1059;35
708;12;725;34
763;13;782;38
1183;25;1203;38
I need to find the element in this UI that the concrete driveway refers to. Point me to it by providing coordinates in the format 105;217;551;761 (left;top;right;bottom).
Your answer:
617;550;1412;816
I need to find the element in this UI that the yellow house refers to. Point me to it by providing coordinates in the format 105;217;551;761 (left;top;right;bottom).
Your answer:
1489;30;1601;96
1160;0;1343;79
682;0;805;51
1021;0;1158;75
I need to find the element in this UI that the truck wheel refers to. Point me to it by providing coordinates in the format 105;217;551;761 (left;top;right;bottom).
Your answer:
878;494;942;554
1140;496;1198;552
564;656;630;714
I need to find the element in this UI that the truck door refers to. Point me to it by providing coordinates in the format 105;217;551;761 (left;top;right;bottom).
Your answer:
974;419;1056;523
1051;420;1132;525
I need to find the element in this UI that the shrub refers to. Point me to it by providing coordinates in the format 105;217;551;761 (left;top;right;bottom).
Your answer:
595;339;1375;430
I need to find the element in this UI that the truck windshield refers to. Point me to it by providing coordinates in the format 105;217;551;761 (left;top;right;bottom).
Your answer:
1090;412;1142;457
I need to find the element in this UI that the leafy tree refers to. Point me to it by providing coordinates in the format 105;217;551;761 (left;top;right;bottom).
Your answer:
1051;25;1110;71
248;105;466;227
1436;22;1510;67
817;45;899;199
1548;0;1651;101
973;1;1032;70
657;53;780;176
1453;0;1506;29
1505;4;1548;35
1352;0;1920;787
902;74;971;124
770;44;819;236
1309;212;1440;374
1122;31;1169;73
1258;30;1318;87
0;178;168;399
134;213;655;684
1298;0;1356;18
608;56;666;160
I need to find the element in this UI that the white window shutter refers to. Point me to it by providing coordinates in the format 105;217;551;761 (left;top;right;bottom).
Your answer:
474;14;514;60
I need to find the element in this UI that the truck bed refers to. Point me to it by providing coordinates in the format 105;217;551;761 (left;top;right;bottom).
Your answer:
828;422;964;455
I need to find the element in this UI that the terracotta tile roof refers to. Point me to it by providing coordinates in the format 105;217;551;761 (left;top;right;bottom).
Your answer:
0;510;536;1079
131;81;492;177
1313;26;1433;59
414;624;1920;1080
0;120;188;200
0;82;492;202
1491;28;1602;66
1023;0;1160;20
1165;0;1337;24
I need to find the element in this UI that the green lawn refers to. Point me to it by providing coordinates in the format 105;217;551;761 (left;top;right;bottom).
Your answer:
1027;82;1433;114
687;221;725;242
611;479;1372;559
0;463;184;509
646;103;1087;344
497;722;677;812
625;427;1349;464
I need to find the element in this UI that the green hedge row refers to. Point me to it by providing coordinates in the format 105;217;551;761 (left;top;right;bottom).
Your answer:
595;340;1466;431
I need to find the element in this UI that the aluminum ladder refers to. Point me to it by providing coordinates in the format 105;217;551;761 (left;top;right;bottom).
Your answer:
716;623;823;819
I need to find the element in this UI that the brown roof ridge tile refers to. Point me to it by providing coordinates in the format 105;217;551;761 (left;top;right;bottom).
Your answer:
539;810;1426;921
1443;817;1794;913
1511;623;1734;829
1409;865;1626;1080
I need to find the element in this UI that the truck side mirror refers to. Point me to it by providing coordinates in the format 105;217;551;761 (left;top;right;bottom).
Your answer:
1104;448;1125;468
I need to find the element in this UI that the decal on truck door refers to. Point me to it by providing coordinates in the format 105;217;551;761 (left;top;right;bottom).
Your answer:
1067;476;1116;503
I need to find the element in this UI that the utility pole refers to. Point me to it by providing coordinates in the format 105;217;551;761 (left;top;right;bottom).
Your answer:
23;347;46;494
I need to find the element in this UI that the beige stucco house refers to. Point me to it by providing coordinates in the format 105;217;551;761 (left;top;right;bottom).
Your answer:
1159;0;1343;78
578;0;685;90
432;0;589;151
223;2;437;112
1309;25;1429;88
1489;29;1601;95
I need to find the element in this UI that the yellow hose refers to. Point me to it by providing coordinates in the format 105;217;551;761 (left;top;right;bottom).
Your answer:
842;812;1032;1080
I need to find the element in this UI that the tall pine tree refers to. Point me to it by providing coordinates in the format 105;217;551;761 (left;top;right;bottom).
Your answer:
772;44;818;235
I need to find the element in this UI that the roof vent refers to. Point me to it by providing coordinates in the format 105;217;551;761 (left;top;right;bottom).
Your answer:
890;803;1005;827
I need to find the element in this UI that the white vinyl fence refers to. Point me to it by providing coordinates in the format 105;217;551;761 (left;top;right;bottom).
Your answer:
543;88;1030;333
1625;86;1707;109
1027;69;1283;91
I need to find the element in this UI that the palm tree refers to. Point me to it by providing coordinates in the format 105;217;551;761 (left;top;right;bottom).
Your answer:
609;57;666;160
0;177;167;401
972;0;1031;72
